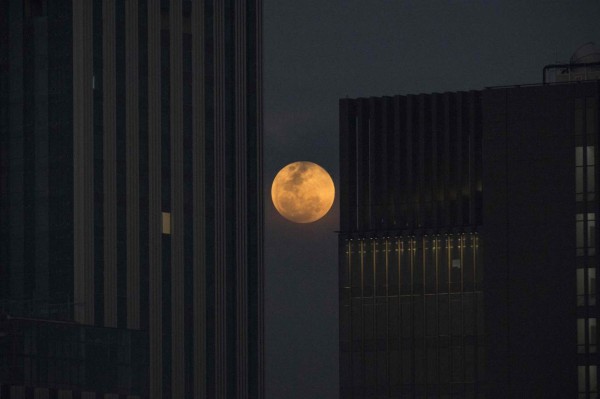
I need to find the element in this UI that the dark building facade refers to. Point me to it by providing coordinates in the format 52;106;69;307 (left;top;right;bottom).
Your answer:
339;92;484;398
0;1;263;398
339;81;599;398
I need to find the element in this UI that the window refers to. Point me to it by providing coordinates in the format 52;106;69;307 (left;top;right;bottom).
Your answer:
580;365;599;396
590;214;596;256
591;319;598;353
591;269;597;307
579;318;586;353
577;268;598;307
451;259;461;269
578;214;585;256
162;212;171;235
578;269;586;306
576;146;595;201
578;318;598;354
576;213;596;256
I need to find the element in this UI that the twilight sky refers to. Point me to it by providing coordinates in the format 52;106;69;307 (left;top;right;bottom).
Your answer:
263;1;600;398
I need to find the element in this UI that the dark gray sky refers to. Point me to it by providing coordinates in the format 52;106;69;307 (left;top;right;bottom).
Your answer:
264;1;600;398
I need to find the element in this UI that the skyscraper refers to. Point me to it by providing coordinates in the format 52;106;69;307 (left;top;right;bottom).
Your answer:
0;1;263;398
339;91;484;398
339;54;599;397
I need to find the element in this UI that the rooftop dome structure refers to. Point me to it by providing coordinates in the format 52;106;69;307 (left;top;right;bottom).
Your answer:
570;42;600;65
545;42;600;83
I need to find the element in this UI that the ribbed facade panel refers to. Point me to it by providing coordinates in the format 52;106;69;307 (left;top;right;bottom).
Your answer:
102;0;118;329
339;235;483;397
73;0;95;325
190;0;207;396
146;1;162;397
126;0;141;331
340;92;482;235
0;0;263;398
340;92;483;397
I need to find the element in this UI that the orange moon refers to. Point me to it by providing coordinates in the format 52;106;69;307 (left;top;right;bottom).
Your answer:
271;161;335;223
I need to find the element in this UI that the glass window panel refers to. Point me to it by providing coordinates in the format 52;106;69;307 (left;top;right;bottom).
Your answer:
591;269;597;295
400;241;412;295
424;238;436;294
388;242;399;296
578;319;586;345
401;344;413;383
588;146;596;166
375;240;387;296
438;295;449;335
592;365;598;393
590;318;597;346
414;297;424;336
352;299;362;340
577;147;584;166
589;219;596;249
450;296;462;336
577;219;585;248
577;269;585;306
364;242;374;297
578;269;585;295
427;343;438;383
451;345;463;382
463;293;475;335
401;297;413;337
376;303;387;339
388;302;399;337
589;166;596;200
413;240;424;294
364;304;375;340
351;241;362;297
580;366;587;393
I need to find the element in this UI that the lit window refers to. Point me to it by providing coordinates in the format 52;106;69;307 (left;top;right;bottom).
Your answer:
577;147;585;167
162;212;171;235
451;259;461;269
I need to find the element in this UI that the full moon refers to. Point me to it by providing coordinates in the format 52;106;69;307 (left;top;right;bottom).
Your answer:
271;161;335;224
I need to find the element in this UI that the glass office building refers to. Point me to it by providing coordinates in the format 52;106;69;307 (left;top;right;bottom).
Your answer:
339;92;484;398
0;1;263;398
339;81;600;398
